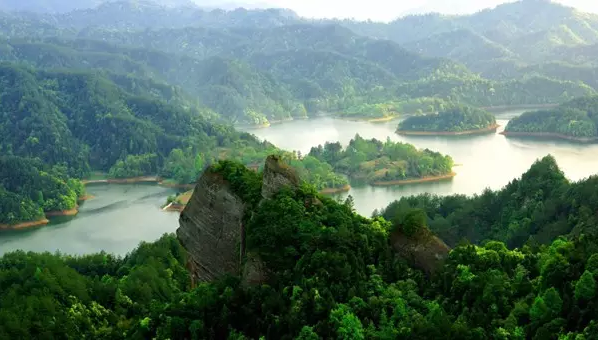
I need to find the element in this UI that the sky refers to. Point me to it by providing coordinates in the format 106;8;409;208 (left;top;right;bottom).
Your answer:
212;0;598;22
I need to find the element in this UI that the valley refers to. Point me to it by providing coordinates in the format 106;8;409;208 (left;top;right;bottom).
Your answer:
2;0;598;339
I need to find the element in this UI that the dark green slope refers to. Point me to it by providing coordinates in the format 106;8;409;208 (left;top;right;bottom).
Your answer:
0;62;258;175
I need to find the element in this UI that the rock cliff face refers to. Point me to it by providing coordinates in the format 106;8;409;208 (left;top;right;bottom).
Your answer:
177;154;450;284
177;155;300;284
177;169;246;284
389;228;451;275
261;155;300;199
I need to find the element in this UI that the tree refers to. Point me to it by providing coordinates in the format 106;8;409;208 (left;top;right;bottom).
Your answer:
575;271;596;302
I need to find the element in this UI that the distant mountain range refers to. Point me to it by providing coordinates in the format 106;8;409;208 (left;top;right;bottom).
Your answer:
1;0;598;124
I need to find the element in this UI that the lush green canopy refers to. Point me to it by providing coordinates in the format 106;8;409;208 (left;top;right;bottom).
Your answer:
398;104;496;133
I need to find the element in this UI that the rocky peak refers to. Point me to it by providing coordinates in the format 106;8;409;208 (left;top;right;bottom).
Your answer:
176;168;246;284
177;154;299;285
390;226;450;275
261;155;300;200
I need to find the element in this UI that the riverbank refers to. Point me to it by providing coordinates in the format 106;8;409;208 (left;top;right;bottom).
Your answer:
45;207;79;217
235;117;308;130
482;104;558;111
500;131;598;143
371;172;457;186
78;194;95;201
396;124;500;136
339;115;398;123
83;176;160;185
0;218;50;230
319;184;352;195
158;180;195;190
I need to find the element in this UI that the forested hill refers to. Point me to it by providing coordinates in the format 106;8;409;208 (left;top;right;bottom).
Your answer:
397;104;497;133
379;155;598;248
0;27;594;125
504;96;598;140
3;158;598;339
0;61;262;177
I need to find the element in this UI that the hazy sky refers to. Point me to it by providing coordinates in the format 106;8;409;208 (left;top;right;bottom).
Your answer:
223;0;598;22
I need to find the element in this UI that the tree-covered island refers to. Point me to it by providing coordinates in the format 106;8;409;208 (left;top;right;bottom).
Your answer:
309;134;455;185
396;104;498;135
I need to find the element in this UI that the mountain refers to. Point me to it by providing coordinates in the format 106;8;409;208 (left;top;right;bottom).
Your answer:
0;0;197;13
0;61;257;175
340;0;598;77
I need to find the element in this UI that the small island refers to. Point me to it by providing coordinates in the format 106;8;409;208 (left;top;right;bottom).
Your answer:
338;97;451;121
0;156;87;230
309;134;455;186
502;96;598;143
396;104;498;135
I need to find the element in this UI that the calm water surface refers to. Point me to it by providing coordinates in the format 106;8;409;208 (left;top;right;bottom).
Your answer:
0;184;179;256
2;109;597;255
246;110;598;216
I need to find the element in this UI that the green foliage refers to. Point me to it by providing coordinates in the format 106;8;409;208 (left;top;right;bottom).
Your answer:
309;134;453;184
108;153;158;179
398;104;497;132
3;156;598;339
0;156;82;224
505;95;598;138
379;155;579;248
575;271;596;301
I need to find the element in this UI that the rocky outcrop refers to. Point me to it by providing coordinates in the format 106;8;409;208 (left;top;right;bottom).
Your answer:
261;155;300;200
177;169;246;284
390;227;451;275
177;155;301;284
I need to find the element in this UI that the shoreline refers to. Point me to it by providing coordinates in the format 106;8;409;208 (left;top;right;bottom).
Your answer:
83;176;161;185
45;207;79;217
158;180;195;190
319;184;352;195
500;131;598;143
0;218;50;230
371;172;457;186
78;194;95;201
396;124;500;136
162;202;186;212
482;104;558;111
339;115;398;123
237;116;307;130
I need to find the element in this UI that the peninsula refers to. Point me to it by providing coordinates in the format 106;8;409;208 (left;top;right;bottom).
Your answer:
502;95;598;143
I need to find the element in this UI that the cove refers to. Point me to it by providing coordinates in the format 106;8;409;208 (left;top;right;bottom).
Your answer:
0;183;180;256
245;109;598;216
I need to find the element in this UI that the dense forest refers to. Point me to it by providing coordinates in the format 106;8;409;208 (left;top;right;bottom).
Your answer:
504;96;598;139
0;156;84;225
0;1;596;125
309;134;454;184
397;104;497;133
377;155;598;248
4;1;598;339
2;159;598;339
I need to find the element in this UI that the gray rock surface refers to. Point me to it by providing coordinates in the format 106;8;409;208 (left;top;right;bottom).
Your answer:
177;170;246;283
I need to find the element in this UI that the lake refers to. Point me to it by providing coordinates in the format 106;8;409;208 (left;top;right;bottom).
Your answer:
245;110;598;216
2;109;597;256
0;183;180;256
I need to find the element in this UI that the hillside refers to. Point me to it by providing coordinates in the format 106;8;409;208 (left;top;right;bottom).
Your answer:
397;104;497;134
379;155;597;247
503;95;598;141
340;0;598;81
2;157;598;339
0;62;263;176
